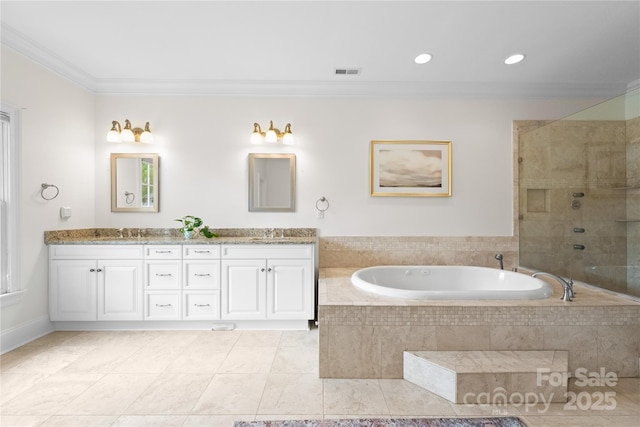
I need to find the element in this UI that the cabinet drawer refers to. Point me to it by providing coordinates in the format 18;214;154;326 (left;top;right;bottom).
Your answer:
145;246;181;259
183;291;220;320
145;291;181;320
184;261;220;290
145;261;181;289
221;244;313;259
183;245;220;259
50;245;143;260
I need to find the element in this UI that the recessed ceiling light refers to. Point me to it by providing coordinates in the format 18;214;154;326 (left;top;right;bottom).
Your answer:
414;53;433;64
504;54;525;65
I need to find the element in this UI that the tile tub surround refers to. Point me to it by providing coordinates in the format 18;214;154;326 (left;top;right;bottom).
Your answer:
44;228;317;245
319;236;519;270
318;268;640;379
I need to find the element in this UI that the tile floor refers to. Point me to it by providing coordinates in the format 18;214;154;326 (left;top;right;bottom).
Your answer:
0;328;638;426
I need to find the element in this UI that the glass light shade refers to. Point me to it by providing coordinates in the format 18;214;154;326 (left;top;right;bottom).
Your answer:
251;132;264;145
265;129;278;143
140;131;154;144
120;128;135;142
282;132;295;146
106;130;122;142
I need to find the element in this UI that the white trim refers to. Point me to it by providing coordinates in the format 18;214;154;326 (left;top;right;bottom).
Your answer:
0;104;21;297
52;319;311;331
0;315;54;354
0;289;26;308
1;24;630;100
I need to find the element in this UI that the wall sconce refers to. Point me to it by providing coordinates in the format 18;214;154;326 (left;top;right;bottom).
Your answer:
107;120;154;143
251;121;294;145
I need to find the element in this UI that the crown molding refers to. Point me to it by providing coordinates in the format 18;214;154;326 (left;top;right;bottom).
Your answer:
1;23;631;100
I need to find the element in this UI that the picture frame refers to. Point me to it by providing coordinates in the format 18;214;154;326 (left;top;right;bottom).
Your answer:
370;140;451;197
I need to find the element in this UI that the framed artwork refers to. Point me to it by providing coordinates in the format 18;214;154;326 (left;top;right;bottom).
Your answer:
370;140;451;197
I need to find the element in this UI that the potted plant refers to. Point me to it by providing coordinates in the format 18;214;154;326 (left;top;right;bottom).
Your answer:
175;215;219;239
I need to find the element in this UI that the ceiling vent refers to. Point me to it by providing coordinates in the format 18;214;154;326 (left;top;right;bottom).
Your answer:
334;68;361;76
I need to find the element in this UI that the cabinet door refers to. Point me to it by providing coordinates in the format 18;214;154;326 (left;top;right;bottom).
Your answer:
49;259;97;321
97;260;143;321
267;259;314;320
221;259;266;320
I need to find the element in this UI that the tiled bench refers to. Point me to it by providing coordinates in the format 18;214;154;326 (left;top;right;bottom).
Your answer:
404;350;569;404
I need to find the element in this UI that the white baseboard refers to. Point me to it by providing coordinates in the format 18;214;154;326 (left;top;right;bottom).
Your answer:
0;315;54;354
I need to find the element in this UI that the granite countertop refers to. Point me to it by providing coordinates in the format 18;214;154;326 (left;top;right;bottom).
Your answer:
44;228;317;245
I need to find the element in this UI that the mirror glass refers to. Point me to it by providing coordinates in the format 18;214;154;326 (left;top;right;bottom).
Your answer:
111;153;159;212
248;153;296;212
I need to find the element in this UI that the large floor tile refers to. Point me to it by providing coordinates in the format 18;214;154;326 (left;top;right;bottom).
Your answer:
378;379;457;416
323;379;390;415
39;415;118;426
57;373;159;416
258;373;323;416
1;373;103;416
271;345;319;374
217;346;277;374
191;373;268;414
124;373;213;415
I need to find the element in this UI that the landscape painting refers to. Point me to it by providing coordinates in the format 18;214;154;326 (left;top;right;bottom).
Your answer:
370;140;451;197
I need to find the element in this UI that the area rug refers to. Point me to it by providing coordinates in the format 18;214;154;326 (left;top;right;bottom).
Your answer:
234;418;526;427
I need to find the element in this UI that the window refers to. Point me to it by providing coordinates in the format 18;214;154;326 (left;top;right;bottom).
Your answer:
1;104;22;305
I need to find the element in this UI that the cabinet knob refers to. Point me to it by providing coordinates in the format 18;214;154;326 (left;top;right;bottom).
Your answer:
89;268;95;272
267;268;272;272
261;268;266;272
96;268;102;272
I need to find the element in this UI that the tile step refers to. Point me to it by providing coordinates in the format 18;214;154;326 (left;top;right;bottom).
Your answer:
403;350;569;404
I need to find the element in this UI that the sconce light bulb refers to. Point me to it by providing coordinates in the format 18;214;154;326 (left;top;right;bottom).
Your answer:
140;122;154;144
265;130;278;143
121;128;135;142
282;133;295;146
107;130;122;142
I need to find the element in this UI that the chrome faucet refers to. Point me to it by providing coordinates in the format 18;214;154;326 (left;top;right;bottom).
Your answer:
531;271;574;301
494;253;504;270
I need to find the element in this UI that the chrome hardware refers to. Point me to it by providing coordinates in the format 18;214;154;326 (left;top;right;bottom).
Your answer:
96;268;102;272
268;268;272;272
573;244;586;250
194;273;211;277
89;268;95;272
494;253;504;270
194;303;211;307
573;227;586;233
261;268;266;272
194;250;210;253
571;200;581;209
531;271;574;301
155;273;172;276
155;303;172;307
572;192;585;198
155;250;172;254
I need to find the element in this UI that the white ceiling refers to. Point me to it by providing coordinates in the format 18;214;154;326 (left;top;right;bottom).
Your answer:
1;0;639;98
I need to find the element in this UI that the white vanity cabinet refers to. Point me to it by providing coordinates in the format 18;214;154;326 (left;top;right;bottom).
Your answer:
182;245;221;320
49;245;144;321
221;245;314;321
143;245;182;320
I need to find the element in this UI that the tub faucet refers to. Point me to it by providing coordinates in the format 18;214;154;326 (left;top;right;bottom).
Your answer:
531;271;574;301
494;253;504;270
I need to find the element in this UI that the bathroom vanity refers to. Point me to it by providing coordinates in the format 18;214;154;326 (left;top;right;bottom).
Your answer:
45;228;317;330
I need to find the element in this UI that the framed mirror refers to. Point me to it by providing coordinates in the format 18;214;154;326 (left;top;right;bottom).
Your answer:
110;153;159;212
248;153;296;212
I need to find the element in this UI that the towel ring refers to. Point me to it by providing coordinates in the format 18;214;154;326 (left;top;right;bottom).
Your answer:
124;191;136;205
315;196;329;213
40;183;59;200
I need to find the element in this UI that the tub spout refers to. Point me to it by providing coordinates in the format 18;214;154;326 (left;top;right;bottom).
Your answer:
494;253;504;270
531;271;574;301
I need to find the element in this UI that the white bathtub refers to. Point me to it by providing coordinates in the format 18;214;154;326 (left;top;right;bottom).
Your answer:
351;265;553;300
